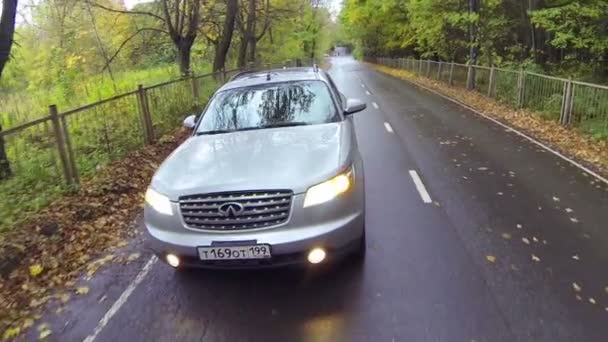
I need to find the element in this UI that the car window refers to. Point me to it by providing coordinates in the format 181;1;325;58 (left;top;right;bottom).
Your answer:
196;81;339;134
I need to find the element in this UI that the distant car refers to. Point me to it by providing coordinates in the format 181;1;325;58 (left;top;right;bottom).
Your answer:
144;66;367;269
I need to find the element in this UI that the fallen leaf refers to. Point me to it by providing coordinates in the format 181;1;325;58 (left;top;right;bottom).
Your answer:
22;318;34;329
127;252;141;262
39;328;52;340
570;217;579;223
59;293;70;303
604;286;608;294
589;298;596;305
522;237;530;245
501;233;512;239
572;282;582;292
552;196;560;202
532;236;539;242
497;192;504;196
516;224;523;229
3;327;21;340
572;255;580;261
486;255;496;263
29;264;44;277
76;287;90;295
576;295;582;301
565;208;573;213
531;254;540;262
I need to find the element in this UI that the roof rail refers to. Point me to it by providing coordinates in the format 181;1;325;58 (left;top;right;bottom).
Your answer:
228;69;260;82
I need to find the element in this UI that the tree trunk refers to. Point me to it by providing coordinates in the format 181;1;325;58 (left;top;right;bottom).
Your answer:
177;40;193;76
213;0;238;72
0;0;18;78
237;38;248;67
467;0;479;90
246;0;256;64
0;124;11;180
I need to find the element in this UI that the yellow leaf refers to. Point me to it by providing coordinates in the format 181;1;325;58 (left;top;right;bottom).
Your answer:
486;255;496;263
127;253;141;262
29;264;44;277
22;318;35;329
59;293;70;303
3;327;21;339
76;286;89;295
39;328;52;340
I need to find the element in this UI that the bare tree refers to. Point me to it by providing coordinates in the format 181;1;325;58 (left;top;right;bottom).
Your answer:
90;0;201;75
236;0;273;67
208;0;238;72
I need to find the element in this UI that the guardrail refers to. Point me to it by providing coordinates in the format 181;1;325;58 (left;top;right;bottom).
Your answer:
367;57;608;140
0;60;315;228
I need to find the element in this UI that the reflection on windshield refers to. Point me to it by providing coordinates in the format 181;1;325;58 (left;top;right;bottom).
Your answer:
197;81;337;134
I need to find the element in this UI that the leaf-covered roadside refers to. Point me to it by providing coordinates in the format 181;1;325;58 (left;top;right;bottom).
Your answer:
369;63;608;178
0;129;189;340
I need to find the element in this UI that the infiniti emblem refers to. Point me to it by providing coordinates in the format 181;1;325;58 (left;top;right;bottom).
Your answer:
218;202;245;217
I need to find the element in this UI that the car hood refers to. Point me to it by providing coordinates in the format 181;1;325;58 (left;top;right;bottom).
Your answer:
151;123;348;200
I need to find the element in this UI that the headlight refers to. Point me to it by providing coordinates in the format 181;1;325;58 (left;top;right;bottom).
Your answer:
303;167;354;208
145;188;173;215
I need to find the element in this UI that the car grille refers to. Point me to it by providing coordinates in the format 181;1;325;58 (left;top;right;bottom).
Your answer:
179;190;293;231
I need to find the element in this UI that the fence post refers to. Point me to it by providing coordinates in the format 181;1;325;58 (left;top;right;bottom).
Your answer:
437;62;442;80
449;62;454;86
418;59;423;75
487;66;496;97
49;105;76;185
560;78;574;125
426;60;431;77
191;75;200;102
137;84;154;144
466;64;474;90
60;115;79;185
516;68;526;108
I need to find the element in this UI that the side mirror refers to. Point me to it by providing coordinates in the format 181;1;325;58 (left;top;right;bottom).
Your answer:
183;115;196;129
344;98;366;115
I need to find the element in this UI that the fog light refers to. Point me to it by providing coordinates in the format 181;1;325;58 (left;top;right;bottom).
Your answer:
307;248;326;264
166;254;180;268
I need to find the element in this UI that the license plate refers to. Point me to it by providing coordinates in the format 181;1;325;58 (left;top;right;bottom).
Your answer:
197;244;272;260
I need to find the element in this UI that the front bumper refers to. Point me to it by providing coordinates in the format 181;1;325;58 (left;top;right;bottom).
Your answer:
144;173;365;268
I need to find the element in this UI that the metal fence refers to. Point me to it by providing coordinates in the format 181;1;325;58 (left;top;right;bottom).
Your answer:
0;60;317;229
370;57;608;139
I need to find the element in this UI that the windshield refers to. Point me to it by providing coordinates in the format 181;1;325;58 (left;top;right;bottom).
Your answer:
196;80;339;134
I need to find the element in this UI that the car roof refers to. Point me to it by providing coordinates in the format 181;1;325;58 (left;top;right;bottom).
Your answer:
218;67;330;92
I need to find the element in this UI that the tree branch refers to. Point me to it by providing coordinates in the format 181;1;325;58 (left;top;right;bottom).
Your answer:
87;0;166;22
101;28;170;72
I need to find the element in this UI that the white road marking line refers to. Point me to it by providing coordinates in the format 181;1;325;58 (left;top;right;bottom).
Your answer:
395;76;608;186
384;122;394;133
372;102;379;109
409;170;433;203
366;90;371;95
83;256;158;342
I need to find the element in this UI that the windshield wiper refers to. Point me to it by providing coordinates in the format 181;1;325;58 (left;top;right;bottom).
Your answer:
196;129;233;135
260;122;309;129
196;122;309;135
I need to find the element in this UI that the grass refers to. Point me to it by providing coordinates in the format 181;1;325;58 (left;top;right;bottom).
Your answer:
0;67;220;233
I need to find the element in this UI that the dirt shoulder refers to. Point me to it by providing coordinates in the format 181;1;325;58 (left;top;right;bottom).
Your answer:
0;129;189;340
368;63;608;179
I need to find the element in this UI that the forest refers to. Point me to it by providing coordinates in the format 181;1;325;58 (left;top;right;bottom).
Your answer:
339;0;608;83
0;0;335;127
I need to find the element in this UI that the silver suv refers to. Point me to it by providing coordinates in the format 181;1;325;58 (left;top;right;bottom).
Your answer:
144;66;367;269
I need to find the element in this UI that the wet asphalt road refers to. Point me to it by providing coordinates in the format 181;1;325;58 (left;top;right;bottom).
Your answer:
49;57;608;342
